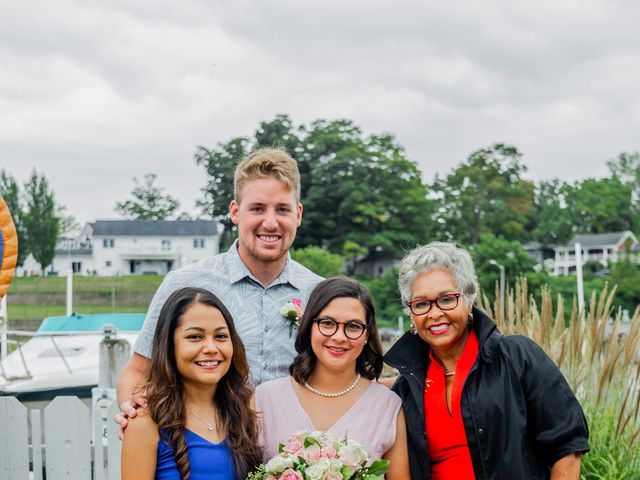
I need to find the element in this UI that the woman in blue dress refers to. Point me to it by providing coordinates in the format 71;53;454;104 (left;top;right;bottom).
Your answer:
122;287;262;479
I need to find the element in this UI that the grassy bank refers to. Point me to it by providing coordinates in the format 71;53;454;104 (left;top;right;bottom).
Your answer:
9;275;163;293
5;275;161;321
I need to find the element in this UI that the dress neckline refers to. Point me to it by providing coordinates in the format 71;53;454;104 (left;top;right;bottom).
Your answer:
286;376;375;432
184;428;227;447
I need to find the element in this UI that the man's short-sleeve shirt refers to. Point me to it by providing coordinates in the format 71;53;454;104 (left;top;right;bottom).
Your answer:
133;241;323;385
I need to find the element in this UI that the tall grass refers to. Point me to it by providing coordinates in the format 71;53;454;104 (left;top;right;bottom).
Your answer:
479;281;640;479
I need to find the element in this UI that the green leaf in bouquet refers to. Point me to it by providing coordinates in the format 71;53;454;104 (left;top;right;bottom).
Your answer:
365;459;390;477
340;465;356;479
278;443;285;453
304;436;319;448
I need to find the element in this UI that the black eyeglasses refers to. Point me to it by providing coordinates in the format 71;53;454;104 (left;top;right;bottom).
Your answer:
406;293;462;316
313;317;368;340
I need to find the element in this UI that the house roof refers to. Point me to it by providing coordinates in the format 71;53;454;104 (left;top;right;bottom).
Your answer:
92;220;218;237
566;231;635;247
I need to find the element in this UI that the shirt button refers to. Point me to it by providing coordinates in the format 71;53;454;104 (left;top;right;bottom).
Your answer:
478;428;484;434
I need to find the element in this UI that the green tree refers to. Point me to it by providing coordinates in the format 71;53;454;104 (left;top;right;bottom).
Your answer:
609;250;640;315
0;170;28;266
301;126;435;256
433;144;535;245
291;246;344;278
607;151;640;232
115;173;180;220
530;179;574;245
468;233;536;300
22;170;60;272
363;268;405;328
564;176;635;234
197;115;436;257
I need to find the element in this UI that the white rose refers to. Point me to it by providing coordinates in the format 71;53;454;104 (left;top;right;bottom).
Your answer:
265;455;294;474
337;441;368;468
305;463;326;480
327;458;343;472
281;303;294;315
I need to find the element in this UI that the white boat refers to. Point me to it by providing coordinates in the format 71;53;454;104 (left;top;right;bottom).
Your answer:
0;312;144;410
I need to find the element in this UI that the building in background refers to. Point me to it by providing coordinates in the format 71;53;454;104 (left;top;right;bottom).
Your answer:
20;220;219;276
552;231;639;276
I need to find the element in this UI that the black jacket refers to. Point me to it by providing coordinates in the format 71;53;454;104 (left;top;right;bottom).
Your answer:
384;307;589;480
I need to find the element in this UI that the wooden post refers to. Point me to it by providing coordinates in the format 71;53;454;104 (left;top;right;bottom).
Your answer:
98;324;130;389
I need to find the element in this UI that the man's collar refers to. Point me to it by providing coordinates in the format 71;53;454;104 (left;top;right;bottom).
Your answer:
224;240;299;288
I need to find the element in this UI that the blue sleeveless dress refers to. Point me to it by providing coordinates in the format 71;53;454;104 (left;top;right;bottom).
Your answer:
155;429;235;480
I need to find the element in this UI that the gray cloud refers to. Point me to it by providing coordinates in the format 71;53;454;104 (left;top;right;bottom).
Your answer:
1;0;639;223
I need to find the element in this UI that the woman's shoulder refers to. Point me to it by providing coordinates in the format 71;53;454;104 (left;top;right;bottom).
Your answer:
127;409;157;430
493;334;561;375
496;334;548;359
256;376;290;393
255;376;292;407
365;381;402;407
123;409;159;445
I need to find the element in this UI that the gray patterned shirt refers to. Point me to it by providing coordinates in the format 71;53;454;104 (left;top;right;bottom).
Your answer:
133;241;323;385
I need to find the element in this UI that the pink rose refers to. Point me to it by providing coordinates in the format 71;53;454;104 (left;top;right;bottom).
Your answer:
280;468;303;480
292;298;302;307
284;439;304;456
319;445;337;459
322;472;343;480
303;444;322;463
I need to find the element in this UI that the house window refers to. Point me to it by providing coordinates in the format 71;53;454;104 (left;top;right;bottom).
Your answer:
193;239;205;248
71;262;82;273
103;238;115;248
161;239;172;251
106;260;112;267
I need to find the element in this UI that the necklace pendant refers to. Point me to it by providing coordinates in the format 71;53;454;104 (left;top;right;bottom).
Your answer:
207;423;214;431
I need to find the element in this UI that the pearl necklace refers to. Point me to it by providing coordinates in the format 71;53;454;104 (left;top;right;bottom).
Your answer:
188;407;216;431
304;373;361;398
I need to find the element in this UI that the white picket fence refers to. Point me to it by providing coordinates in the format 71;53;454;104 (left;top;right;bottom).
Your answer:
0;396;121;480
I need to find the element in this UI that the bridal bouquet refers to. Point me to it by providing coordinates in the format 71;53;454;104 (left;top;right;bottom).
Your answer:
247;431;389;480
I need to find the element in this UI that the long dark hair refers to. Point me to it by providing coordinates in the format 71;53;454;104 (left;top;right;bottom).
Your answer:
143;287;261;480
289;277;383;383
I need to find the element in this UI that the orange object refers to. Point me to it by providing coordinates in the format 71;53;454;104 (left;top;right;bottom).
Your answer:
0;196;18;299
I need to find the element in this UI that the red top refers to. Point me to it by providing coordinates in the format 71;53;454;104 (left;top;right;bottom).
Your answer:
424;330;479;480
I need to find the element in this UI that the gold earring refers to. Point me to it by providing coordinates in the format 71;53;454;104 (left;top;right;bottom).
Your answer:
467;312;474;325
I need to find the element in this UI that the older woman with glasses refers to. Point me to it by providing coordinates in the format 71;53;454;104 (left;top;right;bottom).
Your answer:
384;242;589;480
256;277;410;479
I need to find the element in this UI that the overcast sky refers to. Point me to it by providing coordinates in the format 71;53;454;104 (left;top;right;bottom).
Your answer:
2;0;639;225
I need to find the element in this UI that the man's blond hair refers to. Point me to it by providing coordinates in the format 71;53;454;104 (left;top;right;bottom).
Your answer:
233;147;301;203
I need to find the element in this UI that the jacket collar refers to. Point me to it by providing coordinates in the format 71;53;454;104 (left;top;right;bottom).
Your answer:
384;306;501;371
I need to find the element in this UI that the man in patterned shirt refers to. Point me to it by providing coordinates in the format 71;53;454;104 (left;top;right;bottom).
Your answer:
115;148;322;432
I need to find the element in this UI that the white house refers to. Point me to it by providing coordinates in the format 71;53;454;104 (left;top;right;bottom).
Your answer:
552;231;639;276
23;219;219;276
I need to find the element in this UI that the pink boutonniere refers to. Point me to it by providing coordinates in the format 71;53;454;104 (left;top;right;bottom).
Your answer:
281;298;304;337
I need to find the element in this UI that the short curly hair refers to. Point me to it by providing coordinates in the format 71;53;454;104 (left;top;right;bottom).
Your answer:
398;242;479;312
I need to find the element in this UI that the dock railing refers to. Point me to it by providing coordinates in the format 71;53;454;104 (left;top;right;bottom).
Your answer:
1;394;122;479
1;323;131;479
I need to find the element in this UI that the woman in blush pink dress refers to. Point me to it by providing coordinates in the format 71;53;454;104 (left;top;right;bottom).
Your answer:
255;277;410;480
